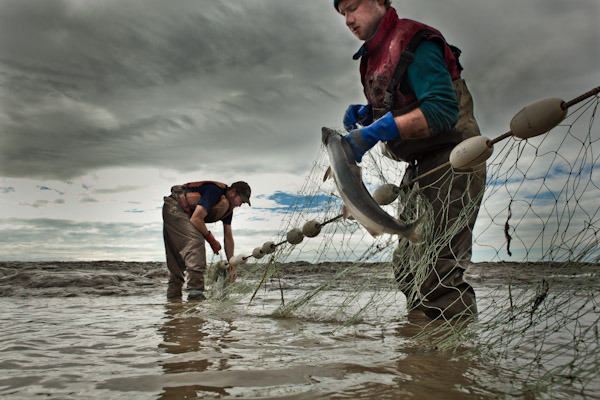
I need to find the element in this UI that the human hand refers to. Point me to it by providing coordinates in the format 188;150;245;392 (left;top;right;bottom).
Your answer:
344;112;400;162
228;265;237;283
343;104;373;132
205;231;222;254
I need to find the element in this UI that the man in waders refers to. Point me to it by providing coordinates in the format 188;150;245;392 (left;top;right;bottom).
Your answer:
334;0;486;320
162;181;251;301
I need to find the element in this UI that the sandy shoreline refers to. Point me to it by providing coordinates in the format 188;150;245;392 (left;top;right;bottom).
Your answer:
0;260;596;297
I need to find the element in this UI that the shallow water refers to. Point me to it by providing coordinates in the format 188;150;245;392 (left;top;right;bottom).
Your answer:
0;261;598;399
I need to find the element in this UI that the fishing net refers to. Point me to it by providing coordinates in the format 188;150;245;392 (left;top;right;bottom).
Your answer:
203;88;599;396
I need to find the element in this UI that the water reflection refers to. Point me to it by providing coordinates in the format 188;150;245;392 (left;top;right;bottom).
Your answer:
157;302;228;399
391;311;488;398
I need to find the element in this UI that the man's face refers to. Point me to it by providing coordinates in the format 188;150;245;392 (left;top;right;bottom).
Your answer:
228;190;244;208
337;0;387;41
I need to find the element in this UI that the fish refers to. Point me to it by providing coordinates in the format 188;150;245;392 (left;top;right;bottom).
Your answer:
321;127;420;240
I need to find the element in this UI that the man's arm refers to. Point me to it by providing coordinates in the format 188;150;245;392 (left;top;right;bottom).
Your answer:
392;108;430;139
344;40;460;162
190;205;222;254
396;40;459;139
190;205;210;237
223;223;234;261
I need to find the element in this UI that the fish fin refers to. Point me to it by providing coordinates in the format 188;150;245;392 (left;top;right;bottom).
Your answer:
366;226;382;237
342;205;355;220
408;219;422;243
342;205;349;220
323;166;332;182
408;231;420;243
403;215;423;243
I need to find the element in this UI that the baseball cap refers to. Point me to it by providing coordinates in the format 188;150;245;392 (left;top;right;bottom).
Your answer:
231;181;251;206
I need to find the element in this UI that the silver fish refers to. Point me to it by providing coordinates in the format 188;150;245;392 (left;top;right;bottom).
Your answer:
321;127;420;239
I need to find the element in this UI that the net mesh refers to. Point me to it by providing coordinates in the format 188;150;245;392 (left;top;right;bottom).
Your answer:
203;90;599;396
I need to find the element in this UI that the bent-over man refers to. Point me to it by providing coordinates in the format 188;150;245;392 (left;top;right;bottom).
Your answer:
162;180;251;301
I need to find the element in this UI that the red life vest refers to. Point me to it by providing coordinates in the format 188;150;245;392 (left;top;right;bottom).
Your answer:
358;7;480;162
177;181;232;223
359;8;460;111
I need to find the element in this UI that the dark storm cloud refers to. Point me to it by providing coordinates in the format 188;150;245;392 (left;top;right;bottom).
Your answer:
0;1;258;91
0;0;598;180
0;0;357;180
438;0;600;131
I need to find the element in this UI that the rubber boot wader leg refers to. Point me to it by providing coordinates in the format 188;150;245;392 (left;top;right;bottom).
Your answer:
393;242;419;310
417;262;478;320
167;273;184;300
162;195;207;298
411;149;486;320
392;162;422;311
163;219;185;299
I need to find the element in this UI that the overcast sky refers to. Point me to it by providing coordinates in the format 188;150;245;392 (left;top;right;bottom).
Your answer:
0;0;598;261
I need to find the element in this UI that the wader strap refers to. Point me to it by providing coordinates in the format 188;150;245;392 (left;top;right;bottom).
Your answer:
218;186;234;222
182;183;194;216
221;208;234;222
402;158;419;189
449;44;463;72
183;183;189;201
383;29;435;112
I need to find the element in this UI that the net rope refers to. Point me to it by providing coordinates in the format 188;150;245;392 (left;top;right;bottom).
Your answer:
202;89;599;396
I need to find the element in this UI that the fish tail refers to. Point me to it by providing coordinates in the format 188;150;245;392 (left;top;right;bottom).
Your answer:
401;215;424;243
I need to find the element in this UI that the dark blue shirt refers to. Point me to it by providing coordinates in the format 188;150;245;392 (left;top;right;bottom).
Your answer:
190;183;232;225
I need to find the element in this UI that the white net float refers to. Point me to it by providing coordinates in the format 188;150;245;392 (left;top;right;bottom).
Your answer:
261;241;276;254
373;183;400;205
218;260;230;270
450;136;493;169
510;97;567;139
229;255;247;267
302;220;321;238
286;228;304;245
252;247;265;259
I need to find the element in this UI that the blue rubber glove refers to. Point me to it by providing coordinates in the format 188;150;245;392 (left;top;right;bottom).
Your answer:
344;112;400;162
343;104;373;132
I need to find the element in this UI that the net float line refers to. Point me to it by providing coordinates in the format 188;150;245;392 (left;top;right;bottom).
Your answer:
226;215;344;267
228;86;600;265
385;86;600;199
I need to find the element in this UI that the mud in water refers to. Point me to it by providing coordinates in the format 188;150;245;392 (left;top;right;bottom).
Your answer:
0;261;598;399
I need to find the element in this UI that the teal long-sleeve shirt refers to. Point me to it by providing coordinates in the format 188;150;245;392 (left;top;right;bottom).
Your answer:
405;40;459;136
